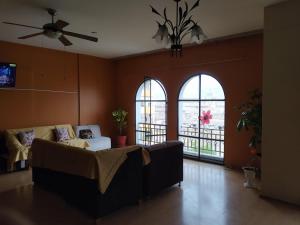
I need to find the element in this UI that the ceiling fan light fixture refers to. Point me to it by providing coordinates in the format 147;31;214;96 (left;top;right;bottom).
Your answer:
3;8;98;47
44;30;62;39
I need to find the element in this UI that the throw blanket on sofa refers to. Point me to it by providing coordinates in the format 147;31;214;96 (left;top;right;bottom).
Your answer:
31;139;149;193
4;124;89;171
94;145;143;193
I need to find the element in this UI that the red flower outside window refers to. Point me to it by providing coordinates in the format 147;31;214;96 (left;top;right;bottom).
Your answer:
199;110;213;125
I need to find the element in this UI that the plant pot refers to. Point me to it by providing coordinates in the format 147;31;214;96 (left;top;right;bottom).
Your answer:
117;136;127;148
242;166;256;188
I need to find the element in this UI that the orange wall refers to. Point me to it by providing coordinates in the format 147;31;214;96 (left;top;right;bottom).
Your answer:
115;35;263;168
78;54;115;137
0;35;263;168
0;41;115;137
0;41;78;129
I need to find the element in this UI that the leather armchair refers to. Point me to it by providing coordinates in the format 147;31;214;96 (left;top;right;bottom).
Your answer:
142;141;184;196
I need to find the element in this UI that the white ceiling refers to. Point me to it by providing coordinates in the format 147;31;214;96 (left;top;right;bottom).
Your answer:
0;0;284;59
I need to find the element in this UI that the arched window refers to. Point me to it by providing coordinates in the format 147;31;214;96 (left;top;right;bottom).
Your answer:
136;78;167;145
178;74;225;162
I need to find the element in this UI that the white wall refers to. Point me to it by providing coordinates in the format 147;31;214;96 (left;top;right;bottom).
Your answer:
262;0;300;205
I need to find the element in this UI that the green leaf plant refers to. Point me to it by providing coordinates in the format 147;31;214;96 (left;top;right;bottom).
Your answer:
112;108;128;136
236;89;262;157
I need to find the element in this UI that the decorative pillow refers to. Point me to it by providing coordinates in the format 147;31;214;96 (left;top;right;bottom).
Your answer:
55;127;70;142
79;129;95;139
18;130;35;147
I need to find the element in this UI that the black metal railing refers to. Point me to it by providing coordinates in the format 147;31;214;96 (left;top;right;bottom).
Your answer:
179;125;224;159
136;123;167;146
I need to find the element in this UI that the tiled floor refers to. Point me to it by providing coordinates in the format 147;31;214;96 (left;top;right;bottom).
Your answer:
0;160;299;225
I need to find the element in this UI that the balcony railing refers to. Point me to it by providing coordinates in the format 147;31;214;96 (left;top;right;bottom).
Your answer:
136;123;166;146
179;125;224;160
136;123;224;160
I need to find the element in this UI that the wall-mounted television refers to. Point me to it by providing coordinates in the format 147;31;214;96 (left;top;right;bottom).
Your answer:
0;63;17;88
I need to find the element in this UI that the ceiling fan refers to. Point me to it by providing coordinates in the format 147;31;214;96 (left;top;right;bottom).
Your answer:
2;8;98;46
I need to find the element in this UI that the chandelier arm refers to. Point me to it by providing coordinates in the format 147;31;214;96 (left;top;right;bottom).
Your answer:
190;0;201;12
180;31;192;42
178;0;200;27
165;19;175;33
179;25;191;37
150;5;163;17
151;7;172;29
161;8;175;34
178;18;195;36
179;15;192;30
179;0;199;27
179;14;188;27
181;1;189;24
179;5;193;27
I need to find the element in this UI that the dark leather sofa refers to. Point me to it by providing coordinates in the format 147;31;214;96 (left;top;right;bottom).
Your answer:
32;149;143;218
142;141;184;196
32;140;183;218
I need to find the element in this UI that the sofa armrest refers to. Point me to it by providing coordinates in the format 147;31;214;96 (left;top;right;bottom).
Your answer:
4;131;29;170
143;141;183;196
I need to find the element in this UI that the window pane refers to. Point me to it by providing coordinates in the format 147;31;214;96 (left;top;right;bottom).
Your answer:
151;80;166;100
136;79;167;146
179;136;199;156
179;76;199;100
201;75;225;100
136;80;151;101
200;101;225;130
178;74;225;162
151;101;166;125
136;131;146;145
178;101;199;137
136;125;166;145
199;101;225;160
199;138;224;159
136;101;146;124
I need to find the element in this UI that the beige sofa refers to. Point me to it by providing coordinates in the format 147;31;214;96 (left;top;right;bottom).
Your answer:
4;124;89;171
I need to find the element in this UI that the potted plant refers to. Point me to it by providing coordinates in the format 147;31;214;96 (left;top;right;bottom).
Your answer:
236;89;262;188
112;108;128;147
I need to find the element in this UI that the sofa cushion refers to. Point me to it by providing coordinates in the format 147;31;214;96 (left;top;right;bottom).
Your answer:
60;138;90;149
18;130;35;147
86;137;111;151
79;129;95;139
74;125;101;138
55;127;70;142
5;124;76;171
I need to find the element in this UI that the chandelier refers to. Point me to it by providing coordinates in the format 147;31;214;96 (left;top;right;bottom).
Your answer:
150;0;206;57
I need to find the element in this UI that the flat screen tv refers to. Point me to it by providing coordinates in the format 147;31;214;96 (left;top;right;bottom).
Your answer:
0;63;17;88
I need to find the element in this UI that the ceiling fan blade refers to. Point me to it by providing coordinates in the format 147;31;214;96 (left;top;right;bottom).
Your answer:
18;32;44;39
58;35;72;46
3;22;43;30
62;30;98;42
55;20;69;29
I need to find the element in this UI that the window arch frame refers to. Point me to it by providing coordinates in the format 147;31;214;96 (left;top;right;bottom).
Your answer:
135;77;168;146
177;73;226;163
